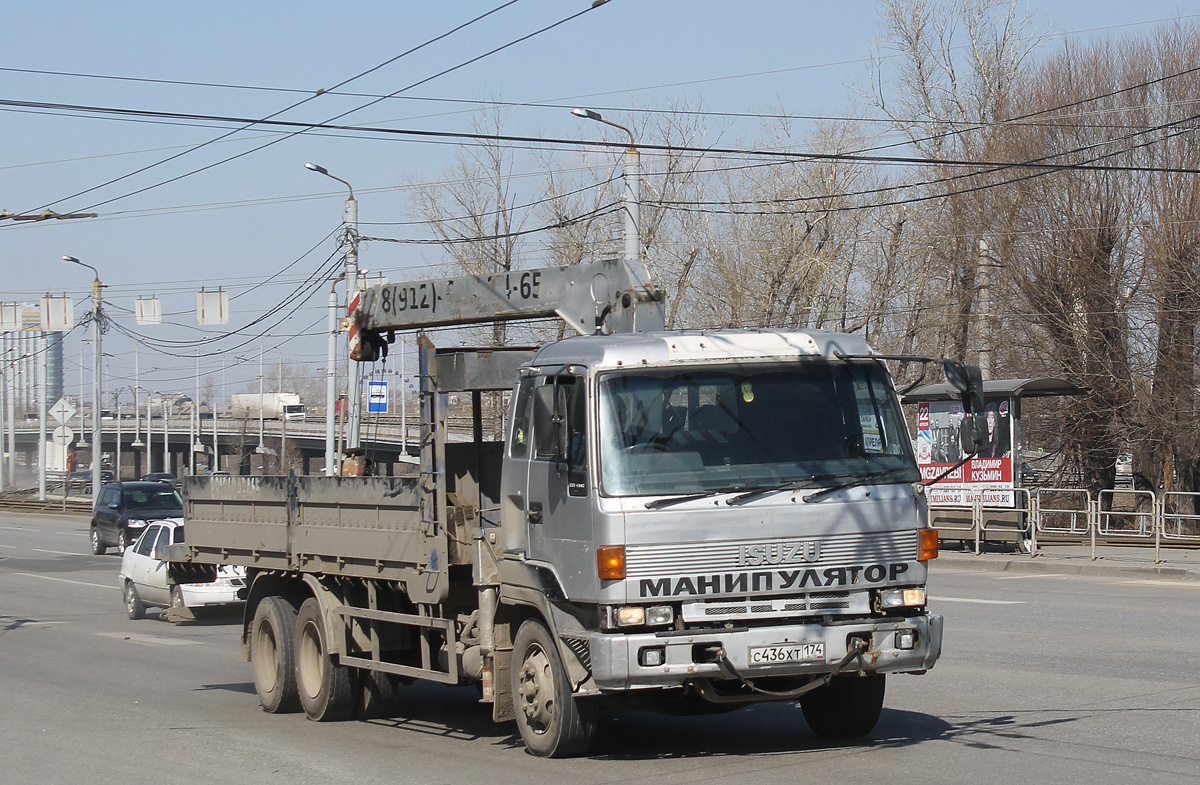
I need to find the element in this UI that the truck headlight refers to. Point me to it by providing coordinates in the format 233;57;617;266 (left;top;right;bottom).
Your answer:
606;605;675;628
876;587;926;611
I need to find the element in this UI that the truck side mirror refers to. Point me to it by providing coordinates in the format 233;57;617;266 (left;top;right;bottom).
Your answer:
941;359;984;414
531;384;567;461
942;359;986;455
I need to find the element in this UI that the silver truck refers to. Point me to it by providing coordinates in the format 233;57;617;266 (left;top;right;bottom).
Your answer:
170;256;975;757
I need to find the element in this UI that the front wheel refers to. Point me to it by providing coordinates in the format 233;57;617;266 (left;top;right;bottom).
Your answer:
117;528;130;555
251;596;301;714
170;585;185;609
800;673;886;738
511;619;597;758
294;598;356;722
123;581;145;620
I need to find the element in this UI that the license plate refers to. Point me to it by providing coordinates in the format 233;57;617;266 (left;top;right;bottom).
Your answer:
748;642;825;665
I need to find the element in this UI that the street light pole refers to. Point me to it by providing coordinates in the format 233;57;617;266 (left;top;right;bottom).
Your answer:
325;279;340;475
63;255;102;505
572;108;641;266
38;334;47;500
305;162;362;459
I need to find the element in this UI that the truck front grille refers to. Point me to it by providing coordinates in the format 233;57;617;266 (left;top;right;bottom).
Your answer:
680;590;869;622
624;529;916;577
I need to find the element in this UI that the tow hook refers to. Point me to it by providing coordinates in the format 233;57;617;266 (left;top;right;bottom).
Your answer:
712;638;871;700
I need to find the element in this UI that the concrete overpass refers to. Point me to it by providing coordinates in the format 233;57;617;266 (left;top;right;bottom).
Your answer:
2;415;425;485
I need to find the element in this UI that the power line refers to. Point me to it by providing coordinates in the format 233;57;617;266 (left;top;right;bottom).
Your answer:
4;96;1197;176
23;0;611;218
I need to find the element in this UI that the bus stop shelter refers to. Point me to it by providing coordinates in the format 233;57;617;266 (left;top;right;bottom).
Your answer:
903;376;1087;545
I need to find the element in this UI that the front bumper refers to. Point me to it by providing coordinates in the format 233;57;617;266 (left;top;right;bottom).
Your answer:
588;613;942;689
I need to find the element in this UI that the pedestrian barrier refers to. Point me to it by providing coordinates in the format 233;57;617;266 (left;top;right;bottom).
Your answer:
931;486;1200;563
1161;492;1200;540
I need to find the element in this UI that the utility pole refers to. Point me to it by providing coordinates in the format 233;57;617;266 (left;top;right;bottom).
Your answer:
305;162;361;457
572;108;641;267
977;240;992;381
38;333;47;500
63;256;103;505
325;281;339;475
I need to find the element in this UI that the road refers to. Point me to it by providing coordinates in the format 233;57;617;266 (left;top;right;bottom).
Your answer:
2;511;1198;784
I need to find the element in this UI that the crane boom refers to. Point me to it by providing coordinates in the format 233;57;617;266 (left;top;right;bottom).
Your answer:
351;258;662;361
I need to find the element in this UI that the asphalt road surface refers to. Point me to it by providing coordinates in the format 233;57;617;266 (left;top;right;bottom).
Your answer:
2;511;1198;784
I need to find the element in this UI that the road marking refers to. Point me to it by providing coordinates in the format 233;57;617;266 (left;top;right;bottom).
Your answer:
933;597;1026;605
992;573;1066;580
0;543;15;548
32;548;84;556
11;572;117;591
97;631;199;647
1105;579;1200;590
0;526;32;531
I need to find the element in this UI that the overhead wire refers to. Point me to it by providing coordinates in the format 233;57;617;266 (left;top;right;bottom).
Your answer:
18;0;530;216
22;0;614;218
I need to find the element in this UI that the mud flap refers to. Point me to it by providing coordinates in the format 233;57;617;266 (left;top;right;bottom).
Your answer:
491;649;515;722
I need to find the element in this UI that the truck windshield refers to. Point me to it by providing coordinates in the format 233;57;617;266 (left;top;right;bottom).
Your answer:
597;361;918;497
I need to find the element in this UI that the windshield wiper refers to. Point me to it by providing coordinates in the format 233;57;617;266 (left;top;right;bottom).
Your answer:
801;468;914;503
725;475;843;506
644;491;726;510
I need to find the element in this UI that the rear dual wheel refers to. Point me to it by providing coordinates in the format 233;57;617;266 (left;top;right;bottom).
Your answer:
250;594;393;722
295;598;356;722
251;596;301;714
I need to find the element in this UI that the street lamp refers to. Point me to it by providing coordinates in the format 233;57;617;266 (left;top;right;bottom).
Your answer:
572;108;640;265
63;255;103;506
305;161;362;464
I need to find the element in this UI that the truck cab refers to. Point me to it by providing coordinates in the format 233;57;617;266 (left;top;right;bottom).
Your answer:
494;329;940;748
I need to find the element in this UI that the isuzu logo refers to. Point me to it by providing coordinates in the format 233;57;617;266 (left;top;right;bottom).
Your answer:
738;540;820;567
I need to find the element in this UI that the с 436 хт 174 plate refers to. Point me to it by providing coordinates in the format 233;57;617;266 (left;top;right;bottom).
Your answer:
748;642;825;665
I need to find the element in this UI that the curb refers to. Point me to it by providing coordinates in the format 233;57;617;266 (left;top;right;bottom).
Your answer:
933;551;1198;580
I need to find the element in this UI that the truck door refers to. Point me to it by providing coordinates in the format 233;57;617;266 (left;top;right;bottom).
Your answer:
525;373;594;596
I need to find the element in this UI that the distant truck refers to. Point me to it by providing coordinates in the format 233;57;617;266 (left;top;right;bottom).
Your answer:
229;393;305;421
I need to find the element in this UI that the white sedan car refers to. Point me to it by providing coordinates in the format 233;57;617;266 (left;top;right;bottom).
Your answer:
118;518;245;619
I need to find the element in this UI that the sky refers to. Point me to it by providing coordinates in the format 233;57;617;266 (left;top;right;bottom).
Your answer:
0;0;1194;403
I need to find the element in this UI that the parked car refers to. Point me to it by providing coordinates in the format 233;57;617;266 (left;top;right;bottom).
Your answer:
90;481;184;555
118;519;245;619
141;472;178;484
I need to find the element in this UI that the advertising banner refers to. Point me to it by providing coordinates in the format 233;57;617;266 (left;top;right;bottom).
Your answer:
916;397;1015;507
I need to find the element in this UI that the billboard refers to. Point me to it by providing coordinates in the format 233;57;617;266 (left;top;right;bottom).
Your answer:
916;397;1014;507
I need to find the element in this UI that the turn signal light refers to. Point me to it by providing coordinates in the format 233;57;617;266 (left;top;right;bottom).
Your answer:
919;528;939;561
597;546;625;580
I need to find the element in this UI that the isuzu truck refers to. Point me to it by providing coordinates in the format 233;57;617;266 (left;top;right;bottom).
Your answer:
169;255;974;757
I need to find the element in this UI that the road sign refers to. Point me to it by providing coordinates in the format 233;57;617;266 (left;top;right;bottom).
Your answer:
52;425;74;446
49;397;77;424
368;381;388;413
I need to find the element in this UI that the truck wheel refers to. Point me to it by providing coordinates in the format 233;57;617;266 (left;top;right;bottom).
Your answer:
356;669;399;719
251;596;301;714
295;598;356;721
90;526;107;555
800;673;886;738
511;619;597;758
123;581;145;620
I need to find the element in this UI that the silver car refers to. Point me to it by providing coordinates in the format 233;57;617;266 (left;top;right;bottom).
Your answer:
118;519;245;619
